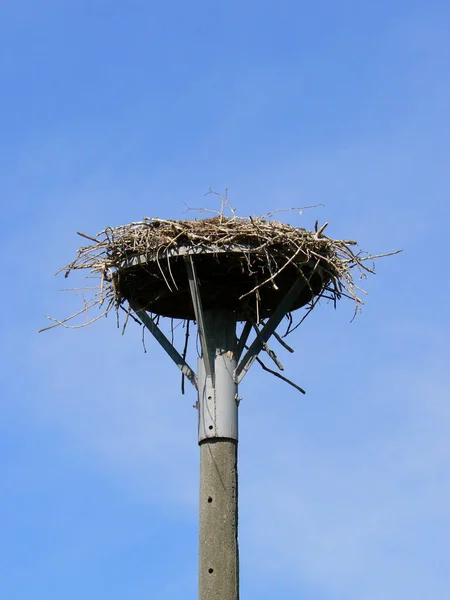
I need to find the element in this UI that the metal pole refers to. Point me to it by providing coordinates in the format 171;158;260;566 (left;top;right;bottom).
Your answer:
198;310;239;600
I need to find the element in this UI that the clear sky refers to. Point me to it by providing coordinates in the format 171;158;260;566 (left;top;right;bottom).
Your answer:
1;1;449;599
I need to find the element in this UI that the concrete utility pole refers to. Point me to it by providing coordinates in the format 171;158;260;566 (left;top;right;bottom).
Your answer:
198;311;239;600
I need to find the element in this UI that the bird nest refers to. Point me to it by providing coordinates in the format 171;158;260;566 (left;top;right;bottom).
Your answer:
41;214;397;333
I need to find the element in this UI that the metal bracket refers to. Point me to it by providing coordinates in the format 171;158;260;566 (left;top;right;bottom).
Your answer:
185;256;214;382
197;348;238;442
183;263;239;441
234;276;308;383
197;361;216;441
128;299;198;390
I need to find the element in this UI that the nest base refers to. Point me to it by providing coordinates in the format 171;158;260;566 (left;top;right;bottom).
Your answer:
115;248;326;320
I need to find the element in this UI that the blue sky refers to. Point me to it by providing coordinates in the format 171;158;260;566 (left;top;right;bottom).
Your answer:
1;1;449;598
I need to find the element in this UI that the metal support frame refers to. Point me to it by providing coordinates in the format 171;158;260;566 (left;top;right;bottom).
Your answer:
127;259;316;600
185;256;238;443
234;276;309;383
184;256;214;382
128;299;198;390
129;272;310;395
183;258;240;600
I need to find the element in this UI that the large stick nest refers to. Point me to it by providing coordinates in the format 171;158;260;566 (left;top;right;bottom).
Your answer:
42;214;397;333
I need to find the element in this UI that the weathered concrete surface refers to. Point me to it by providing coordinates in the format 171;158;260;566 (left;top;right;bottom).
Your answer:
198;438;239;600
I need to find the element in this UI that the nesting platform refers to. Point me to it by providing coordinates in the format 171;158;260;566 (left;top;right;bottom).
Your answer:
42;213;388;336
114;244;327;321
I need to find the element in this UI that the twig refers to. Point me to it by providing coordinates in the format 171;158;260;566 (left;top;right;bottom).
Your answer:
251;323;284;371
181;319;190;395
77;231;100;243
142;324;147;353
255;356;306;394
262;204;324;218
239;243;309;300
272;330;295;353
